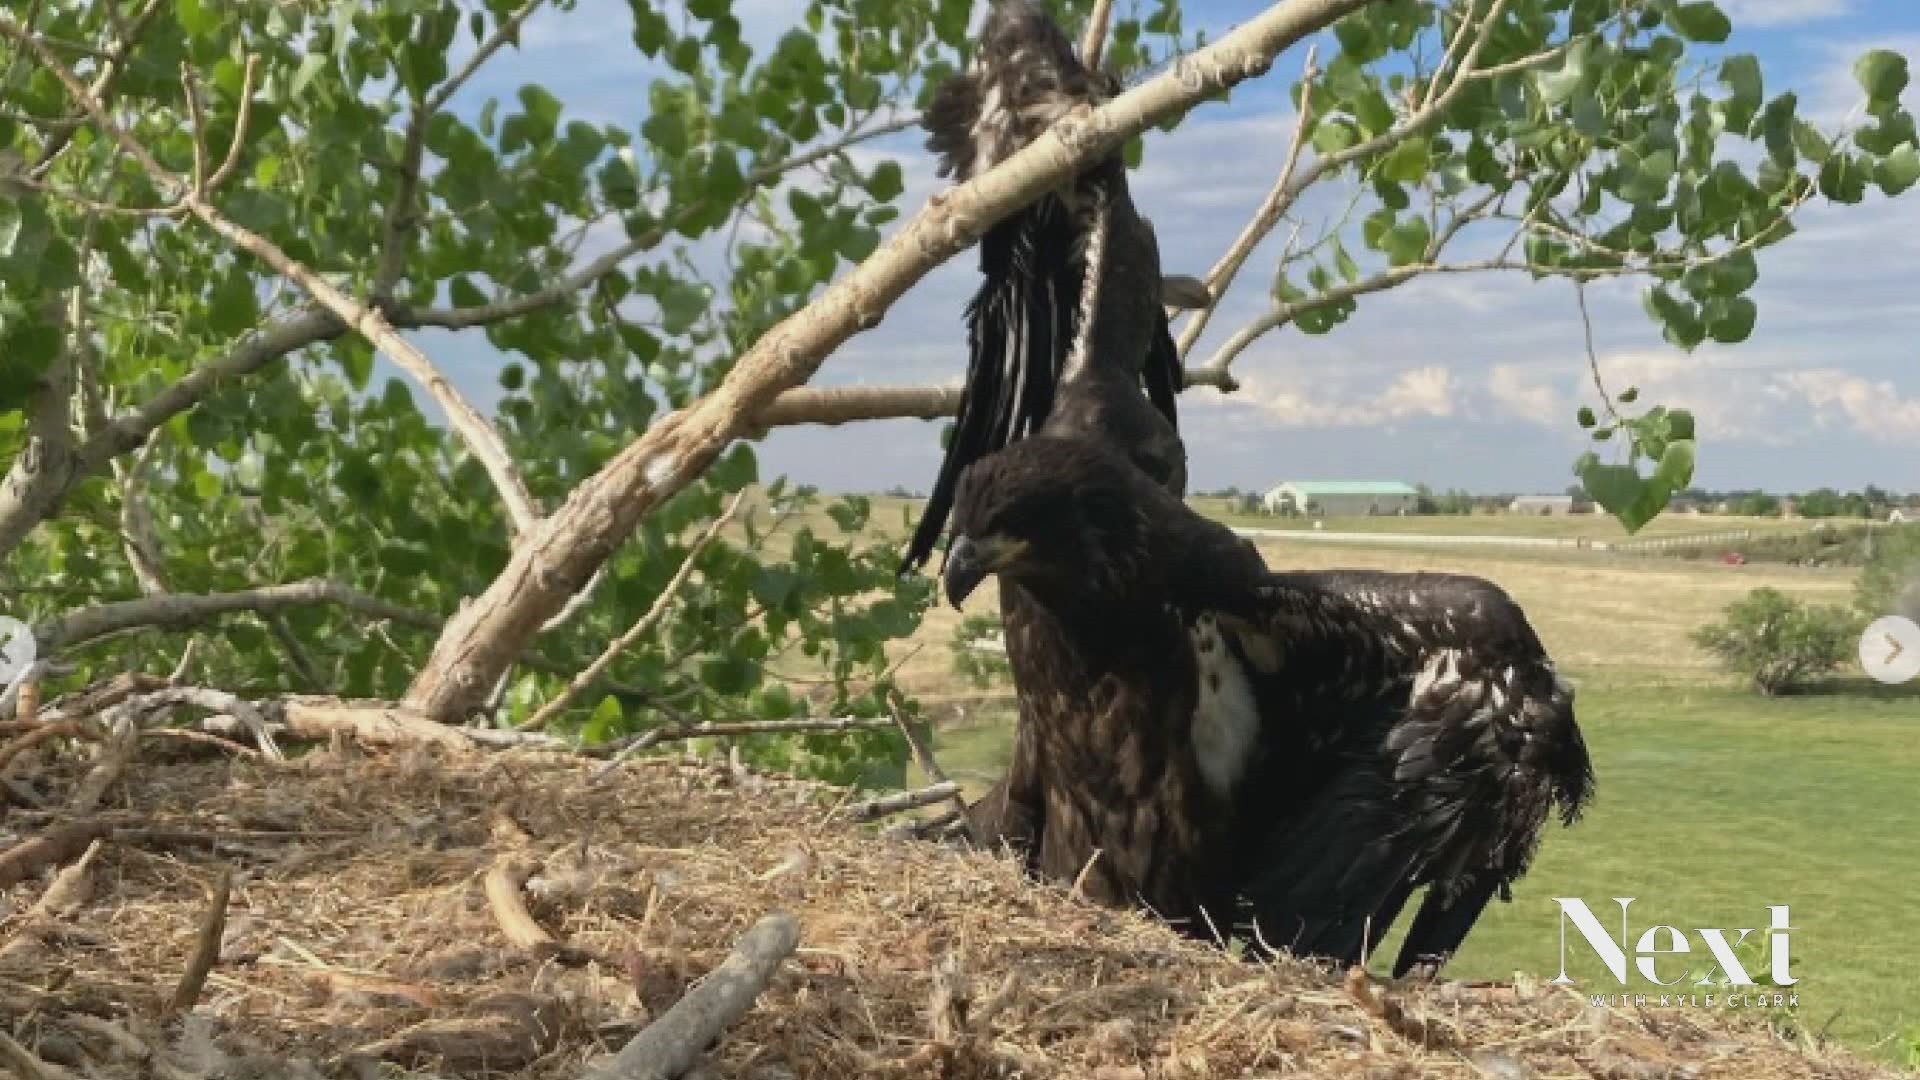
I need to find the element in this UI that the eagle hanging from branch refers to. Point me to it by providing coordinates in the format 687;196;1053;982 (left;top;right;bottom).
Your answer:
941;436;1596;974
901;0;1206;857
901;0;1203;577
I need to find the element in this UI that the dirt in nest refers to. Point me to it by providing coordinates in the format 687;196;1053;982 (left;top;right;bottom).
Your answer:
0;740;1903;1079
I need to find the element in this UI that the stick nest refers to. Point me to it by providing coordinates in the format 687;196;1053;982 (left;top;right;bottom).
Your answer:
0;743;1900;1079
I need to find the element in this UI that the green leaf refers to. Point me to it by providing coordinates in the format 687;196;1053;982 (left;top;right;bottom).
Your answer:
867;161;904;201
1576;406;1597;429
1854;49;1910;103
1704;294;1756;343
1819;153;1868;204
1379;216;1430;266
1376;138;1430;184
207;272;260;335
1719;55;1763;130
1878;145;1920;196
1666;1;1730;44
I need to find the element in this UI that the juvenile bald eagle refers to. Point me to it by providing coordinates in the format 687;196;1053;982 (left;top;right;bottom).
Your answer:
903;0;1202;856
941;436;1595;975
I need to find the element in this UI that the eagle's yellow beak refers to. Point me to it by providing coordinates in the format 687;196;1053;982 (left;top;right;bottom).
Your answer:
942;534;1025;608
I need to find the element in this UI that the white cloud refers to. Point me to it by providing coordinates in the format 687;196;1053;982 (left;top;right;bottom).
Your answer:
1780;370;1920;444
1722;0;1854;28
1234;365;1456;428
1487;364;1566;425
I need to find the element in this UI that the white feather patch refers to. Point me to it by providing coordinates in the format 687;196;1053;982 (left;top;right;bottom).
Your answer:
1190;616;1260;798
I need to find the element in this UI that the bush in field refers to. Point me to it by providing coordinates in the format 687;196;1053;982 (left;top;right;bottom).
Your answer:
1856;526;1920;623
1692;589;1860;696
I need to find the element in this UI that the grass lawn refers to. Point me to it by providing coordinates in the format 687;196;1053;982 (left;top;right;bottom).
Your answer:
889;532;1916;1062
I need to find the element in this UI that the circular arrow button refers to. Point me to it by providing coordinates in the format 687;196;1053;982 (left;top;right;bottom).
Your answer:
1860;615;1920;685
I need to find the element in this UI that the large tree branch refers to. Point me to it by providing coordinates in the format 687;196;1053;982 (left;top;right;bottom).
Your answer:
401;0;1380;722
0;308;80;557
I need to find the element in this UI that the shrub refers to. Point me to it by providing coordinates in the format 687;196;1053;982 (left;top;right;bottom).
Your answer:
1691;588;1860;696
1856;525;1920;623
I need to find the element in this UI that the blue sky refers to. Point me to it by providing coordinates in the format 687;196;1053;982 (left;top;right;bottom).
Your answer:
408;0;1920;495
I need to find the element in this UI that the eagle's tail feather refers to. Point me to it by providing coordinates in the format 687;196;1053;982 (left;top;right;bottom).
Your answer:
1390;873;1502;979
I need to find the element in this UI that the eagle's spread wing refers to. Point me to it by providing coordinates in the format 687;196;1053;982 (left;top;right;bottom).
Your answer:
1193;570;1594;975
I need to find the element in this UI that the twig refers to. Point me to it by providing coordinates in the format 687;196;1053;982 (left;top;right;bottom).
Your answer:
204;55;260;194
122;686;283;761
485;854;558;955
1174;44;1319;364
840;782;962;823
589;716;896;781
26;0;165;175
586;912;800;1080
67;712;137;813
886;692;972;835
1574;278;1620;422
0;719;90;773
1080;0;1115;68
0;836;104;961
520;491;745;731
379;0;545;298
0;818;116;890
164;865;233;1017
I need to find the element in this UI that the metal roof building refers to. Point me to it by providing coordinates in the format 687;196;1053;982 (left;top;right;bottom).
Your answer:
1262;480;1420;517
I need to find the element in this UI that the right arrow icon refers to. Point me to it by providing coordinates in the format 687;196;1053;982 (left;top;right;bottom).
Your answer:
1860;615;1920;685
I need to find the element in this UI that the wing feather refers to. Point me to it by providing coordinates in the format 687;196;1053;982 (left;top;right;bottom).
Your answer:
1197;570;1593;971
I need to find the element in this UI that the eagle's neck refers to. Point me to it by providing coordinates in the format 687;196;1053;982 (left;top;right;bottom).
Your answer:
999;581;1233;925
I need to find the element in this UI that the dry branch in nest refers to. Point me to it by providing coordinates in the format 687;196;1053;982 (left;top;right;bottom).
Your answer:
0;818;116;890
164;865;233;1017
0;837;104;962
587;912;801;1080
840;781;962;823
484;854;559;956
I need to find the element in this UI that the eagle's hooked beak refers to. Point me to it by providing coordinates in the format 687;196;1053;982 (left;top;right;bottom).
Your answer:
942;534;1023;609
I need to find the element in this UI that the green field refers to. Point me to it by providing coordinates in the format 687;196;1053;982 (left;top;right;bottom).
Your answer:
885;524;1919;1061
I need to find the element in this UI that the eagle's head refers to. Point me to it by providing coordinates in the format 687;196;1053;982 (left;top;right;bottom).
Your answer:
943;436;1155;609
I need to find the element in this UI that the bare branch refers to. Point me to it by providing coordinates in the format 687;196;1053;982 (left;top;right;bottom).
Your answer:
204;55;260;194
114;437;168;596
1081;0;1115;68
404;0;1379;722
1173;44;1319;363
887;691;973;835
589;715;896;780
426;0;545;115
749;384;963;432
519;491;745;732
586;912;800;1080
164;865;232;1017
840;781;963;822
33;580;441;653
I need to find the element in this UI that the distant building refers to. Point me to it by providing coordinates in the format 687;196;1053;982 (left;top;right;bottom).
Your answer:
1508;494;1577;516
1262;480;1419;517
